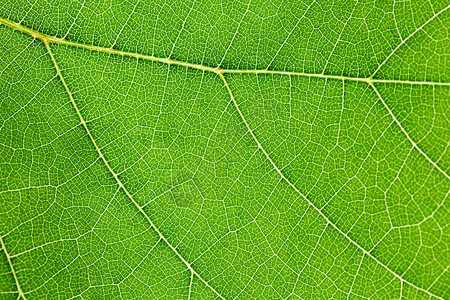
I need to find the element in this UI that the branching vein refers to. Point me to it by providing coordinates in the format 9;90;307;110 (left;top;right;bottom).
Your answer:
0;9;448;299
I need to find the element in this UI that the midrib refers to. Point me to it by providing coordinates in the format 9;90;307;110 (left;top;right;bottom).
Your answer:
0;16;449;87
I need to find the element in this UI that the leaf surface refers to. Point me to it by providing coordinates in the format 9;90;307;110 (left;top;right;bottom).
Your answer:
0;1;449;299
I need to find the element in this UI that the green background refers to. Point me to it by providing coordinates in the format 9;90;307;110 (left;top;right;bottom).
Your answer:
0;0;448;299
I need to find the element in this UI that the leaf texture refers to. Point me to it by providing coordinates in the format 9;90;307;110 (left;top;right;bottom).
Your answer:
0;0;449;299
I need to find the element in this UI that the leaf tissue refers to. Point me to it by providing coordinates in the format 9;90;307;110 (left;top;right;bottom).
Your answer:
0;0;448;299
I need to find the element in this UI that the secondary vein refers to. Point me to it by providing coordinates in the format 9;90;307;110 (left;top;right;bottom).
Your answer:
219;73;445;300
44;41;226;300
0;235;26;299
370;82;449;180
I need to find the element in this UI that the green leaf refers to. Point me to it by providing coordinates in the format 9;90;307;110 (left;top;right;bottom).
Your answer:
0;1;448;299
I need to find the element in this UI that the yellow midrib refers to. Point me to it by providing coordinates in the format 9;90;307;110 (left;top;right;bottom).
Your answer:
0;16;449;87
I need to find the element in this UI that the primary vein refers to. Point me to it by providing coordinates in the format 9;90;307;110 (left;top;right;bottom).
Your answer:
0;16;449;87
